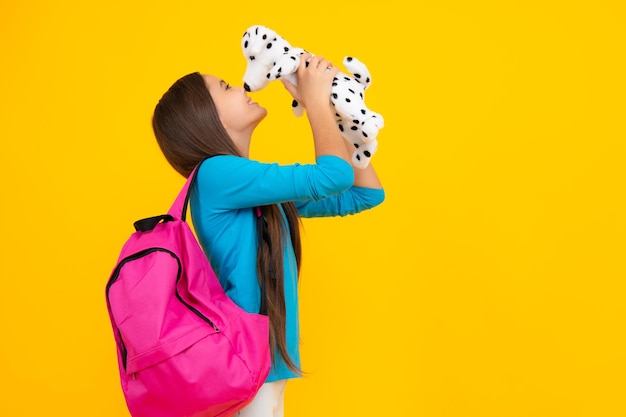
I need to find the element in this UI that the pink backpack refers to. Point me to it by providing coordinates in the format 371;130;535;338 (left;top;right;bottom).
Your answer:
105;165;270;417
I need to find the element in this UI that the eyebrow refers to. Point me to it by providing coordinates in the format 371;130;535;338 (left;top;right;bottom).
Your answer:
219;80;227;88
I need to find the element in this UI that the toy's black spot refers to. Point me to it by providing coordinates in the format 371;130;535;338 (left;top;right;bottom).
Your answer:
344;77;350;81
332;82;337;87
366;77;370;83
364;151;371;157
352;119;359;124
291;56;297;61
362;131;368;138
351;126;358;131
250;56;256;61
348;89;355;94
244;41;248;48
354;73;361;79
347;57;353;62
255;28;259;35
263;34;267;40
361;109;366;114
332;93;338;99
266;73;271;79
267;43;272;49
277;67;282;73
273;37;277;41
276;74;281;79
333;77;338;81
345;98;351;102
292;100;298;108
284;47;289;52
354;143;360;148
356;155;361;161
360;93;363;99
338;124;344;132
336;113;341;117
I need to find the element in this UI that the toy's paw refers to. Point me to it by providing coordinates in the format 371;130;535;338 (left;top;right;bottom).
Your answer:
339;114;383;144
351;139;378;169
267;53;301;81
343;56;372;88
360;114;384;143
337;117;378;168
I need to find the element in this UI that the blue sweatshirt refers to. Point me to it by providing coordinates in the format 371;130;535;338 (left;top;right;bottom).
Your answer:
189;154;385;382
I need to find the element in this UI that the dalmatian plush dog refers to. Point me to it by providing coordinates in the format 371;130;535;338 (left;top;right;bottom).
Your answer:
241;25;384;168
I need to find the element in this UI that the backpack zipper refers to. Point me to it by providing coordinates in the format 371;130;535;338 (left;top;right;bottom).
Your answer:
106;247;220;372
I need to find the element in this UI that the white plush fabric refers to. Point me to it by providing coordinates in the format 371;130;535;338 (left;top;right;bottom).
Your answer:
241;25;384;168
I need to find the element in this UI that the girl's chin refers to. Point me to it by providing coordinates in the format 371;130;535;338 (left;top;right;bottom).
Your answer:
251;109;268;127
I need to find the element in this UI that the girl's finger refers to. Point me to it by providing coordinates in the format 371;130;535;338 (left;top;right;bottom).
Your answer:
299;53;313;70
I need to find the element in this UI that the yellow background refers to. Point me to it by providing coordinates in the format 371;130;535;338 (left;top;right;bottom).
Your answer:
1;1;624;416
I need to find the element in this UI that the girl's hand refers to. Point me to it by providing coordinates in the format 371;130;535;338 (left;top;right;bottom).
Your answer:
282;54;350;163
281;53;339;110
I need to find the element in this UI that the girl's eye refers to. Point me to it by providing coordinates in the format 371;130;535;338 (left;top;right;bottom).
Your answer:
226;84;231;90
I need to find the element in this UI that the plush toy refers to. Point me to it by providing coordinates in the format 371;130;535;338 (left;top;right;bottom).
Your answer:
241;25;384;168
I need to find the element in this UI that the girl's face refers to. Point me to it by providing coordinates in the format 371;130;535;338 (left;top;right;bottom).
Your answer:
202;74;267;136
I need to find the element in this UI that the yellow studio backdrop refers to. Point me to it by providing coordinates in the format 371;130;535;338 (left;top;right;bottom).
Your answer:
0;1;624;416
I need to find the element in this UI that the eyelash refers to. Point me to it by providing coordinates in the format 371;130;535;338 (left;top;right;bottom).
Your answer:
225;83;231;90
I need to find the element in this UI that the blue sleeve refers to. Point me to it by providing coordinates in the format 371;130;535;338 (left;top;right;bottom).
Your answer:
195;154;355;208
295;186;385;218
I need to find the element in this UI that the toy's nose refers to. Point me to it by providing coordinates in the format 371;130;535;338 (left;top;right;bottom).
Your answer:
244;83;251;92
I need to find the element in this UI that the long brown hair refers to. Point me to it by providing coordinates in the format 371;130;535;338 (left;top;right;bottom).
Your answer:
152;72;302;374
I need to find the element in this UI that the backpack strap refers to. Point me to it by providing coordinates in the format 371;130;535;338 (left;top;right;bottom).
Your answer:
168;163;203;221
256;207;269;316
133;214;176;232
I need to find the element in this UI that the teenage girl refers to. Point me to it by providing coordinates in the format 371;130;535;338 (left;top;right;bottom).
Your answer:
152;54;385;417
